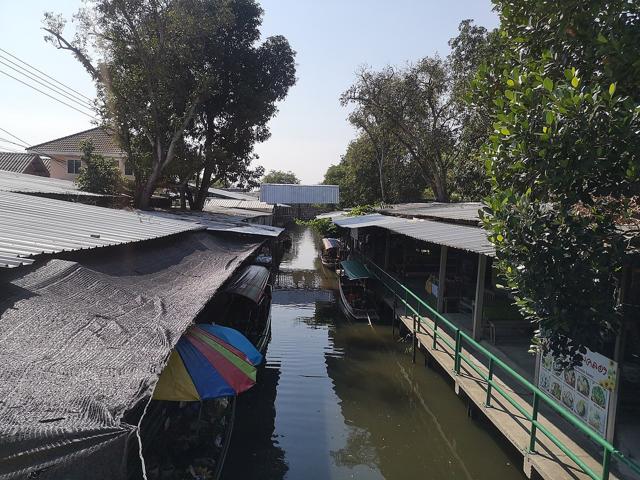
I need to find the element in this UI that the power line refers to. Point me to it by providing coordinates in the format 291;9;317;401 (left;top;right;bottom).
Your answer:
0;142;23;153
0;68;96;119
0;137;29;149
0;56;95;111
0;127;30;148
0;47;93;102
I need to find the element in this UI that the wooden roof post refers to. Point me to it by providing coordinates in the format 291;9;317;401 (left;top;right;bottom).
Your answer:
472;254;487;340
437;246;448;313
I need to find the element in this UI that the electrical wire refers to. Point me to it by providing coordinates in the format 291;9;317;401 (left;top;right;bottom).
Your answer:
0;127;30;148
0;56;95;111
0;47;93;102
0;68;95;119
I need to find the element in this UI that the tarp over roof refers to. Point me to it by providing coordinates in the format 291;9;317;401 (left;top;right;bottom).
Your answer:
225;264;270;303
334;213;496;257
0;191;204;268
0;232;261;479
340;260;373;280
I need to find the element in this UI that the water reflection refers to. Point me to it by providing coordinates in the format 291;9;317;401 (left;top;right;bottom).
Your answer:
222;227;524;480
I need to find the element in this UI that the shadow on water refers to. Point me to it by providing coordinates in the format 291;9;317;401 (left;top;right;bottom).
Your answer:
222;226;525;480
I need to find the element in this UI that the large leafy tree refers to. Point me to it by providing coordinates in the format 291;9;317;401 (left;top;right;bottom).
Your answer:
43;0;294;210
341;20;497;202
475;0;640;360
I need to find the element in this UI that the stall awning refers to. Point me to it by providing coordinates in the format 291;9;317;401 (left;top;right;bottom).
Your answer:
225;264;270;303
340;260;373;280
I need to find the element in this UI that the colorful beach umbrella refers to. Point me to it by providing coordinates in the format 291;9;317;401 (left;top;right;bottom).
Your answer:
153;324;263;402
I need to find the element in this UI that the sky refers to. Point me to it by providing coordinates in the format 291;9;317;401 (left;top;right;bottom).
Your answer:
0;1;498;184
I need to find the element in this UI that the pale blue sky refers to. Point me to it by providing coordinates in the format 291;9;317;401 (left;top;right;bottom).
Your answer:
0;1;498;183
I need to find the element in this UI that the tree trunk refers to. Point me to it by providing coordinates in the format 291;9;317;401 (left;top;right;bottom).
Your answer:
433;176;449;202
192;162;214;211
137;162;163;210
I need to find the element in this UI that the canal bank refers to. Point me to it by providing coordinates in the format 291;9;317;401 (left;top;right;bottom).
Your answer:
222;227;524;480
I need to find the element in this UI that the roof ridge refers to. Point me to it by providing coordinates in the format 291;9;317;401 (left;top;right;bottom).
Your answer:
27;126;115;150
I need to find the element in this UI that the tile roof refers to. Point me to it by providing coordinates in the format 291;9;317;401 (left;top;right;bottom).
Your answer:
0;152;47;175
27;127;124;157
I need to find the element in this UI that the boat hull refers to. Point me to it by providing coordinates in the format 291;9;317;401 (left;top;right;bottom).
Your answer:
338;276;380;322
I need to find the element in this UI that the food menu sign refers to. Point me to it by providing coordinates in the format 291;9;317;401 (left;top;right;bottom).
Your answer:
538;347;617;437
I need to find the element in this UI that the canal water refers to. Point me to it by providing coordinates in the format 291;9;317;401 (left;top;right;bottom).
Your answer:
222;227;525;480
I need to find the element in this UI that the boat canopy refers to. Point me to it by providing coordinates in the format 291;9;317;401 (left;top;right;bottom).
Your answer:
322;238;340;250
340;260;373;280
225;264;270;303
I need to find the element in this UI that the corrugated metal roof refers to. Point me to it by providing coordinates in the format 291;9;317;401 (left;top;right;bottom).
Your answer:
0;170;101;196
202;203;274;222
0;191;204;268
380;202;483;225
0;152;47;175
260;184;339;204
207;187;258;201
204;198;274;212
334;213;495;257
147;210;284;237
28;127;124;157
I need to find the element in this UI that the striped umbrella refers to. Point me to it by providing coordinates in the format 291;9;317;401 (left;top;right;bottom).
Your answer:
153;324;263;401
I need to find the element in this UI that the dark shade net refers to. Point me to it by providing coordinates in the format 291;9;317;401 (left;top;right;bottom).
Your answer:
0;232;260;479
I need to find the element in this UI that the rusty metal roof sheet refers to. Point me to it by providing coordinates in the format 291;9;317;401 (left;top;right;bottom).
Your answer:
0;191;204;268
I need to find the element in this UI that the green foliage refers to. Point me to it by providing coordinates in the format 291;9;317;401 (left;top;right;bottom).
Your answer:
346;205;377;216
262;169;300;184
76;140;122;195
322;133;426;207
340;20;499;202
475;0;640;361
295;218;337;237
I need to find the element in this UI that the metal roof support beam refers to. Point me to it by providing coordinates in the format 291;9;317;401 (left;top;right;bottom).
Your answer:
437;246;448;313
472;254;487;340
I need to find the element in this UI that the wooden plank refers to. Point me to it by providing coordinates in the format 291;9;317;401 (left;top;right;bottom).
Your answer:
399;315;622;480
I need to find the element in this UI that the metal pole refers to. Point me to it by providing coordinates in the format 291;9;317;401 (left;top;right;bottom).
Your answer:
472;255;487;340
432;318;438;350
485;358;494;407
602;448;612;480
412;315;417;364
437;246;448;313
454;329;462;374
529;393;540;452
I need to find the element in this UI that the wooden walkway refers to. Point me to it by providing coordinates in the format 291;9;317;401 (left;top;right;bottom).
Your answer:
396;314;624;480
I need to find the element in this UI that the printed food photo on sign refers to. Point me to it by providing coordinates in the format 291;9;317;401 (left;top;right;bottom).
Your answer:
561;388;574;409
575;399;587;419
539;372;550;391
591;385;607;409
550;381;562;400
563;369;576;388
589;409;604;435
577;374;590;397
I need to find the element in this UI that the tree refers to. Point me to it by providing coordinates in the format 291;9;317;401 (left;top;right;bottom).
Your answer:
76;140;122;195
43;0;294;210
474;0;640;362
323;132;426;207
341;20;497;202
262;170;300;184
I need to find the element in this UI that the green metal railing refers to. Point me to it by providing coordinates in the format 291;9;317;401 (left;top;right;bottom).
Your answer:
362;255;640;480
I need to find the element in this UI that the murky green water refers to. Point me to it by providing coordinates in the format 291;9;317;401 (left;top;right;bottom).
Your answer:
222;227;524;480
